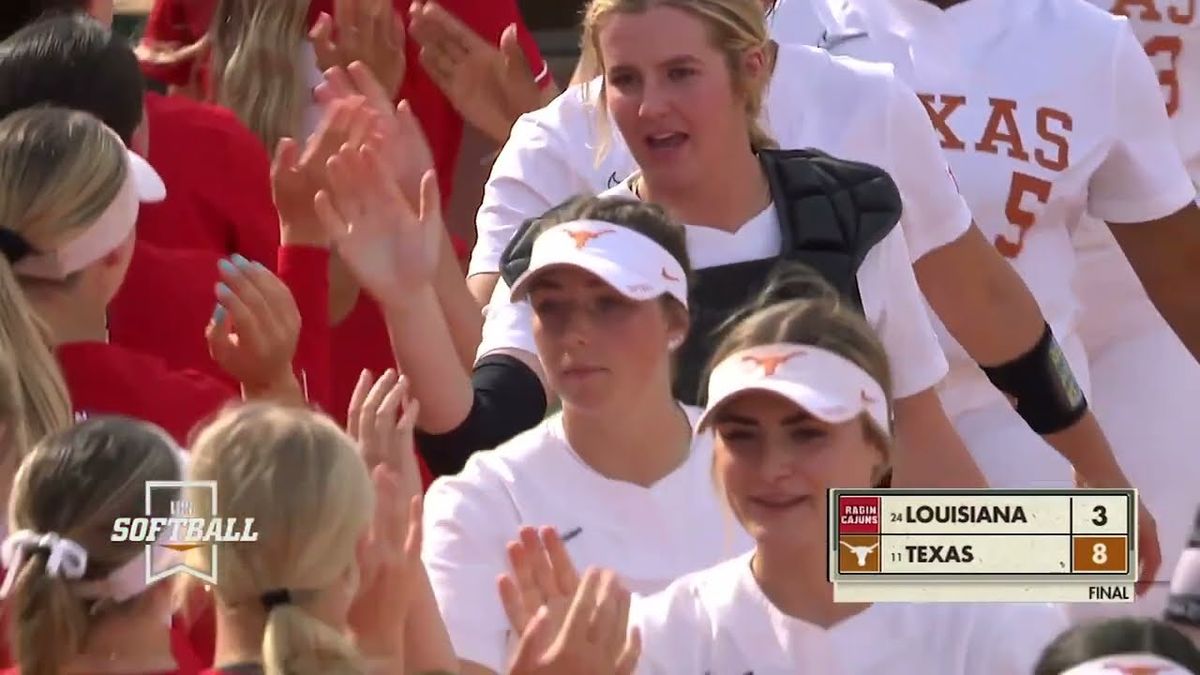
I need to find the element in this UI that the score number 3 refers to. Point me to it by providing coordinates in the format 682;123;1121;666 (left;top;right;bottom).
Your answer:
996;171;1053;259
1145;35;1183;118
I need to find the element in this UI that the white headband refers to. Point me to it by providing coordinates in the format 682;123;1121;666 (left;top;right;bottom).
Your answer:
13;149;165;281
699;343;890;434
1061;653;1194;674
509;219;688;307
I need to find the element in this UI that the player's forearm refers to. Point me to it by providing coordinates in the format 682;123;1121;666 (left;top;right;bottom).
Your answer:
1046;412;1133;490
914;225;1045;365
403;564;459;674
915;225;1125;478
381;287;475;433
433;224;483;372
891;389;988;489
467;273;500;309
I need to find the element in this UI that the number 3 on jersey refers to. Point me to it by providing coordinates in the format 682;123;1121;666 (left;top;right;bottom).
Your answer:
996;171;1053;259
1145;35;1183;117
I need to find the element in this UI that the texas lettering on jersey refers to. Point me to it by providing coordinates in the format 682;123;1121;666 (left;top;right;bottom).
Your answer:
917;94;1073;258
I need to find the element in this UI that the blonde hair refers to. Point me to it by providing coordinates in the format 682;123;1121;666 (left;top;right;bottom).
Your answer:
186;404;374;675
0;107;127;480
7;417;183;675
707;264;896;465
580;0;778;160
209;0;311;150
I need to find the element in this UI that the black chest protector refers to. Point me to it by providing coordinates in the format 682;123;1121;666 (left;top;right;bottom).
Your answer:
499;148;904;406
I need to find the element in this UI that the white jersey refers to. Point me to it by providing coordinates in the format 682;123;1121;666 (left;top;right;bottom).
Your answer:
476;179;949;400
470;43;973;277
631;551;1068;675
816;0;1196;416
421;407;753;673
1085;0;1200;185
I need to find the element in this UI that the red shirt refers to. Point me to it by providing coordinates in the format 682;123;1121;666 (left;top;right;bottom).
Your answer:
107;243;333;416
138;92;279;267
59;341;235;445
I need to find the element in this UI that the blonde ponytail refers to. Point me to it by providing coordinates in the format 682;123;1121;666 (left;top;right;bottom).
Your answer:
263;603;364;675
209;0;312;150
0;107;128;484
0;261;69;486
187;404;374;675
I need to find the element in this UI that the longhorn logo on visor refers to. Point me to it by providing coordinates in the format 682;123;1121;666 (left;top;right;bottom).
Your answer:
564;228;615;250
742;350;806;377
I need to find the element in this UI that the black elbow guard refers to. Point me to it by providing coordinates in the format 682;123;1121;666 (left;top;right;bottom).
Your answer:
979;323;1088;435
414;354;548;478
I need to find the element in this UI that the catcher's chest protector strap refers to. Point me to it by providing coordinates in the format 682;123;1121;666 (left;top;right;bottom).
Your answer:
758;147;905;312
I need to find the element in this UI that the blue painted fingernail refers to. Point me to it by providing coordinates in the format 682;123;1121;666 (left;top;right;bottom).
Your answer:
253;261;268;272
216;282;231;297
218;258;236;274
212;304;226;323
231;254;251;269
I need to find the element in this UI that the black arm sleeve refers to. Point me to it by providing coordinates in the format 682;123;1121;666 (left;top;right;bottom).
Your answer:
414;353;548;478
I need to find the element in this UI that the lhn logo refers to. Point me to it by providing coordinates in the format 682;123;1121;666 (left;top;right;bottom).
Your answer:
110;481;259;586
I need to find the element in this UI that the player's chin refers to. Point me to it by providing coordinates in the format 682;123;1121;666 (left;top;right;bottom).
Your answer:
743;495;814;524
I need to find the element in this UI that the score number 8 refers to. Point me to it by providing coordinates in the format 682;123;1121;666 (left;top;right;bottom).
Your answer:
1093;542;1109;565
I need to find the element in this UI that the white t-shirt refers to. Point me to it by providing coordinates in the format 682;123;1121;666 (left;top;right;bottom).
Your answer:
631;551;1068;675
470;43;973;276
814;0;1196;415
421;406;753;673
1084;0;1200;186
476;180;949;400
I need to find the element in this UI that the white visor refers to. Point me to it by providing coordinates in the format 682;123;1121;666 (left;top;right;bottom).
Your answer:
508;220;688;307
1172;548;1200;595
14;150;166;281
699;343;889;434
1061;653;1194;674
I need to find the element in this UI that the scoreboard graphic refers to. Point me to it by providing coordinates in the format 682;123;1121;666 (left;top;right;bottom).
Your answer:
828;489;1138;603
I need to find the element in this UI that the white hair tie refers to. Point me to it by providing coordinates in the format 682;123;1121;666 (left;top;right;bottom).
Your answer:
0;529;89;598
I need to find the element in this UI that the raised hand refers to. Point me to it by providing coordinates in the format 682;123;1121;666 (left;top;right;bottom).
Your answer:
316;62;435;206
310;0;407;99
499;527;580;638
408;1;551;143
347;368;422;498
507;568;641;675
348;469;424;662
271;96;378;242
314;141;442;307
206;256;302;399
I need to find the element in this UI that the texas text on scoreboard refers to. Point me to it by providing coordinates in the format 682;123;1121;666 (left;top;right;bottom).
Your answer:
827;489;1138;603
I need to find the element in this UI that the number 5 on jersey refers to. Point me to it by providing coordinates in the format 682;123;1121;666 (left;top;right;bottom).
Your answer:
996;171;1053;259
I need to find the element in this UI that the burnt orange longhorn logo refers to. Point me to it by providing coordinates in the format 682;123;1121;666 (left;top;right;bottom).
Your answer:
742;351;805;377
565;228;615;250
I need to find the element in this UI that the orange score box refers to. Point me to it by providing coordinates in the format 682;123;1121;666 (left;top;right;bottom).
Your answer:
1072;535;1129;574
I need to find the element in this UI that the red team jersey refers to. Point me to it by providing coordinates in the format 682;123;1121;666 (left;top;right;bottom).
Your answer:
141;0;545;421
